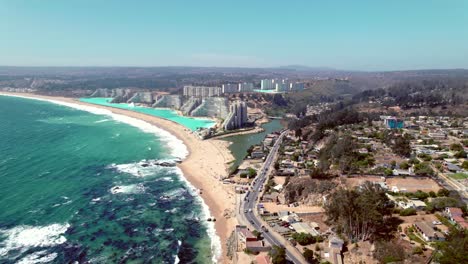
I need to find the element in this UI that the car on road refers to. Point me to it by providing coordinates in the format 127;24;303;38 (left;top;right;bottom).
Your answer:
248;209;252;212
244;210;248;213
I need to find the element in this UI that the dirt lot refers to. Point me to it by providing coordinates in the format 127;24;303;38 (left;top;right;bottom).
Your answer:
300;213;330;232
346;176;440;192
399;212;449;234
386;177;440;192
261;202;324;214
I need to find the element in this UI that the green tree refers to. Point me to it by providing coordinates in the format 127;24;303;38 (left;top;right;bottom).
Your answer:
412;246;423;255
462;161;468;170
414;162;435;176
437;188;450;197
454;150;467;159
247;167;257;178
399;161;410;170
399;208;417;216
303;248;319;264
393;136;411;157
450;143;463;152
292;232;315;245
434;228;468;264
252;230;262;240
324;182;394;241
269;245;287;264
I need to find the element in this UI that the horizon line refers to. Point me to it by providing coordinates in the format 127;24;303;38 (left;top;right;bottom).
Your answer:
0;65;467;73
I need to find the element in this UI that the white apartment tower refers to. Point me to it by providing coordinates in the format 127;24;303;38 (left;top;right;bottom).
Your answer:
222;83;239;94
223;101;248;130
183;85;222;97
260;79;274;90
238;82;254;92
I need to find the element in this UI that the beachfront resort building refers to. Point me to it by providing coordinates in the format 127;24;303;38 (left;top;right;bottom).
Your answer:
183;85;222;97
223;101;248;130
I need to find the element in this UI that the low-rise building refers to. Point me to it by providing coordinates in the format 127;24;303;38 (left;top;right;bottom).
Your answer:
291;222;320;236
413;222;445;242
236;225;257;242
246;241;271;252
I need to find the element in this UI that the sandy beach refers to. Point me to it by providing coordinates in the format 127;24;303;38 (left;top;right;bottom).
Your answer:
0;92;237;263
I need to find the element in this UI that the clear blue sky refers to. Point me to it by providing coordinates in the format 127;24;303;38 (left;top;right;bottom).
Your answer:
1;0;468;71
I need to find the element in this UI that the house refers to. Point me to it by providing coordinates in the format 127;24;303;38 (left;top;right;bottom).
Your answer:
291;222;320;236
251;146;265;159
445;207;463;221
413;222;445;242
393;169;413;176
445;207;467;229
255;255;272;264
323;237;344;264
262;192;279;203
276;168;295;176
329;237;344;251
358;148;369;154
445;162;462;173
246;240;271;253
280;213;300;224
236;225;257;242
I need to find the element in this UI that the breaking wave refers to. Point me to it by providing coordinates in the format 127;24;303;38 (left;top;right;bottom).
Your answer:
0;223;69;259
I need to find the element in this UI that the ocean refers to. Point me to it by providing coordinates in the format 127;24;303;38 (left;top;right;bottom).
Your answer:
0;95;219;264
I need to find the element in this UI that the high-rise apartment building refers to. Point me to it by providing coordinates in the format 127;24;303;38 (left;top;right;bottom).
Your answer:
275;80;289;92
223;101;248;130
260;79;274;90
289;82;305;91
183;85;222;97
222;83;239;94
238;82;254;92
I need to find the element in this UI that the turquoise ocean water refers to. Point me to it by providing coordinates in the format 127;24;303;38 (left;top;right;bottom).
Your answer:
0;95;216;263
79;98;215;131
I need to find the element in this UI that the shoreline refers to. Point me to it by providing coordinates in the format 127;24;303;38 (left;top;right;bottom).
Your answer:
0;92;237;263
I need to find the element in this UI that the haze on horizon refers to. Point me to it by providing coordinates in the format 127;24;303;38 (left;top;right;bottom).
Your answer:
1;0;468;71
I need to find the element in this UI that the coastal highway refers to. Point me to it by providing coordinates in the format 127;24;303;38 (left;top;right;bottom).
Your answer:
241;130;304;264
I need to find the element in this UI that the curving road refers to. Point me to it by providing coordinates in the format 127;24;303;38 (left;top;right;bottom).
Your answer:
241;130;304;264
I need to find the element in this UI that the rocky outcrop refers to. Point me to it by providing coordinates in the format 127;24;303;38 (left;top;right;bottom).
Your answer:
278;177;337;206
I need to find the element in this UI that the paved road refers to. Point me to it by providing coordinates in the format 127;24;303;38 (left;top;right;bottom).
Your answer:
241;130;304;264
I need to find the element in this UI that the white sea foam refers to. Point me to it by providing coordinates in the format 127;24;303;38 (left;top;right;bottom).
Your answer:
0;223;69;258
174;240;182;264
0;94;188;159
1;94;221;262
156;176;174;182
17;251;58;264
108;159;179;178
165;208;178;214
110;184;146;194
94;118;110;123
172;168;222;263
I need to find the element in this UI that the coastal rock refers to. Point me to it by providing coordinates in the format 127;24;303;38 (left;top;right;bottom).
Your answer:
278;177;337;206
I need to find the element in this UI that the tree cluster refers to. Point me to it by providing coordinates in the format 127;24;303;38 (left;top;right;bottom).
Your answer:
324;182;395;241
